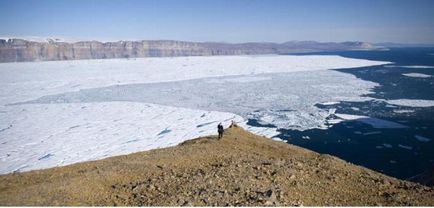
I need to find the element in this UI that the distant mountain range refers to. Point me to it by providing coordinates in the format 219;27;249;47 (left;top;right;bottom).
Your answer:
374;42;434;48
0;38;378;63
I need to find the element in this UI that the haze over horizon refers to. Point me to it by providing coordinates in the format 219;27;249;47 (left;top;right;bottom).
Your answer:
1;0;434;44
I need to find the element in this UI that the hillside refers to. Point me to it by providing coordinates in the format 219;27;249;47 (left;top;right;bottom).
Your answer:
0;126;433;206
0;39;376;62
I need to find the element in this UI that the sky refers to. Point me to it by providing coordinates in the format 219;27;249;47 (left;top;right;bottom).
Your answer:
1;0;434;43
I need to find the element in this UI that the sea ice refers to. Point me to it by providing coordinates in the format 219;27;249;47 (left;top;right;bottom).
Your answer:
0;55;390;174
272;137;285;142
385;65;434;69
400;65;434;69
335;114;408;129
383;143;393;148
242;125;280;138
0;102;244;174
208;76;272;83
402;73;432;78
18;70;383;131
0;55;390;105
363;131;382;136
393;109;415;114
385;99;434;107
320;101;340;105
327;119;344;124
415;135;431;142
398;144;413;150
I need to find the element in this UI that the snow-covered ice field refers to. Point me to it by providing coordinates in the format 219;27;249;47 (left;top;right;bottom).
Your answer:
0;55;390;174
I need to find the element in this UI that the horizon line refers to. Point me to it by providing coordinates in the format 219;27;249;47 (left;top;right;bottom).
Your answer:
2;36;434;45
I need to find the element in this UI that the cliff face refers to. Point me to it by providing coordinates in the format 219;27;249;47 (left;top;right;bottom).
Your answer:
0;39;375;62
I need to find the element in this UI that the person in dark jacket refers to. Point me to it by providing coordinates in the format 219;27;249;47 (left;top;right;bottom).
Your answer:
217;123;224;139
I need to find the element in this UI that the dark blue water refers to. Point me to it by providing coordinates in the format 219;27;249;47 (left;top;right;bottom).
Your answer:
277;48;434;180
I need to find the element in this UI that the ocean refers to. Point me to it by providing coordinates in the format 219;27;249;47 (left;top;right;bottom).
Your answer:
279;48;434;179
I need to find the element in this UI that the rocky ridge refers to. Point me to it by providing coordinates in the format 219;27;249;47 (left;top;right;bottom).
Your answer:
0;126;433;206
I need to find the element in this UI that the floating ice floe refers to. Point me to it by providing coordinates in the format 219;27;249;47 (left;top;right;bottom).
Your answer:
398;144;413;150
243;125;280;138
363;131;382;136
320;101;340;105
334;114;408;129
385;104;397;108
415;135;431;142
271;137;285;142
383;143;393;148
402;65;434;69
402;73;432;78
385;99;434;107
327;119;344;125
385;65;434;69
393;109;415;114
302;136;311;140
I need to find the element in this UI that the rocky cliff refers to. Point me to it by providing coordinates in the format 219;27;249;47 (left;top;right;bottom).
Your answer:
0;39;376;62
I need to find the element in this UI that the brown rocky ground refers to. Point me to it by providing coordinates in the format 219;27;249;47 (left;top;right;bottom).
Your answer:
0;126;433;206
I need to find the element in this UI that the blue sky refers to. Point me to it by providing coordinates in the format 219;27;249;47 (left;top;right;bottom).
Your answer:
1;0;434;43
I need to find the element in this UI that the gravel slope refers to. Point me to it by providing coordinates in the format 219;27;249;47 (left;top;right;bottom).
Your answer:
0;126;433;206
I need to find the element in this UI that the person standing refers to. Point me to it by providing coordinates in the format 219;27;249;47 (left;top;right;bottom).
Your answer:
217;123;224;139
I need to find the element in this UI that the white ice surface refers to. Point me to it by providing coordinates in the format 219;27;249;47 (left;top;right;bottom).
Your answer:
0;55;390;174
0;55;389;105
0;102;245;173
402;73;432;78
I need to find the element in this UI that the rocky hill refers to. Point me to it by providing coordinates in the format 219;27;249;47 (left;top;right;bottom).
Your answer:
0;126;432;206
0;39;376;62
